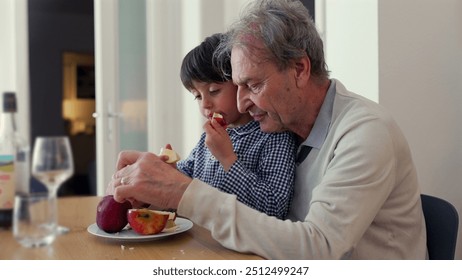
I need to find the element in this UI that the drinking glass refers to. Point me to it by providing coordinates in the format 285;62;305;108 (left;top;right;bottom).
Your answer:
31;136;74;234
13;192;57;247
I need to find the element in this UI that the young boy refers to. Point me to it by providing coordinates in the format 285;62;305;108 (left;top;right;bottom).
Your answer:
175;33;296;219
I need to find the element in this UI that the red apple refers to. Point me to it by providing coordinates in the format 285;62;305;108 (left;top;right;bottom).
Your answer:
96;195;132;233
127;208;170;235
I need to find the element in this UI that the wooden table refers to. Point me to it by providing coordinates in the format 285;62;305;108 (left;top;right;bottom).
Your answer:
0;196;262;260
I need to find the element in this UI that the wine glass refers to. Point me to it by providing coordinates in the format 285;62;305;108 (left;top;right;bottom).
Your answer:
31;136;74;234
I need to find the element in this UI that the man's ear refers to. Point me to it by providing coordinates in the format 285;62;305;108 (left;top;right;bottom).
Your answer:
294;56;311;88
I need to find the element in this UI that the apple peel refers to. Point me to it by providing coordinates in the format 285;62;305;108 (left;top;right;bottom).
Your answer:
160;211;179;233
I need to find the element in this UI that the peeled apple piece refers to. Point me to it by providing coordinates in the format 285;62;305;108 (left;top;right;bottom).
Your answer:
159;147;181;164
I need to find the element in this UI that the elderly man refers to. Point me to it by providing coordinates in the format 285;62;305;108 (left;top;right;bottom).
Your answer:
109;0;427;259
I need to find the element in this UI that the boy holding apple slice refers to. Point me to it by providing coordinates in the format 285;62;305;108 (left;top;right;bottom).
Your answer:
175;33;297;219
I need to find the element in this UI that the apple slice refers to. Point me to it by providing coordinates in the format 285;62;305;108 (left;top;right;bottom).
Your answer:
164;211;178;232
212;112;227;128
127;208;170;235
159;147;181;164
146;206;177;232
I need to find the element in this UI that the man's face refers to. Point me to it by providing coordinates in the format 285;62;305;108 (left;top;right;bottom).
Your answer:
231;46;294;133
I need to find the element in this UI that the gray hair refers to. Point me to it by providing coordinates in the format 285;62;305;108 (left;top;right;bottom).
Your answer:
215;0;329;80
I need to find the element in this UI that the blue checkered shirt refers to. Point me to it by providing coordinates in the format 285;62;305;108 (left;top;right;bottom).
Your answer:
177;121;296;219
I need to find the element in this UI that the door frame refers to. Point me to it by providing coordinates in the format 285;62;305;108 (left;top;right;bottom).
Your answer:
94;0;120;195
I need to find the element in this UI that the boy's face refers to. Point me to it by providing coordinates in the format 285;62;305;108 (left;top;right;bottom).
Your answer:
190;80;251;127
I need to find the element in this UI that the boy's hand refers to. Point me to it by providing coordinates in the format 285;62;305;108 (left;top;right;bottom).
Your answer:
203;119;237;171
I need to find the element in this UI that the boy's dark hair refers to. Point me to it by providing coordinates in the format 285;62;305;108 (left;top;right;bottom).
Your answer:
180;33;231;90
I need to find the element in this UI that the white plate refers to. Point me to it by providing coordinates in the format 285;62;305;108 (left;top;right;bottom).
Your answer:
87;217;193;242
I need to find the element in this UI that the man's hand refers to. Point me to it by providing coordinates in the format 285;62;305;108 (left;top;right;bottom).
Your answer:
107;150;192;210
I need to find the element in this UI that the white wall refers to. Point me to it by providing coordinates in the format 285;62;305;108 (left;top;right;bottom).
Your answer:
379;0;462;259
323;0;462;259
323;0;379;102
0;0;15;92
0;0;30;144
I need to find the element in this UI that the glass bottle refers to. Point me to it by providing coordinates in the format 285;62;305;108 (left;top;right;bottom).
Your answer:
0;92;30;228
